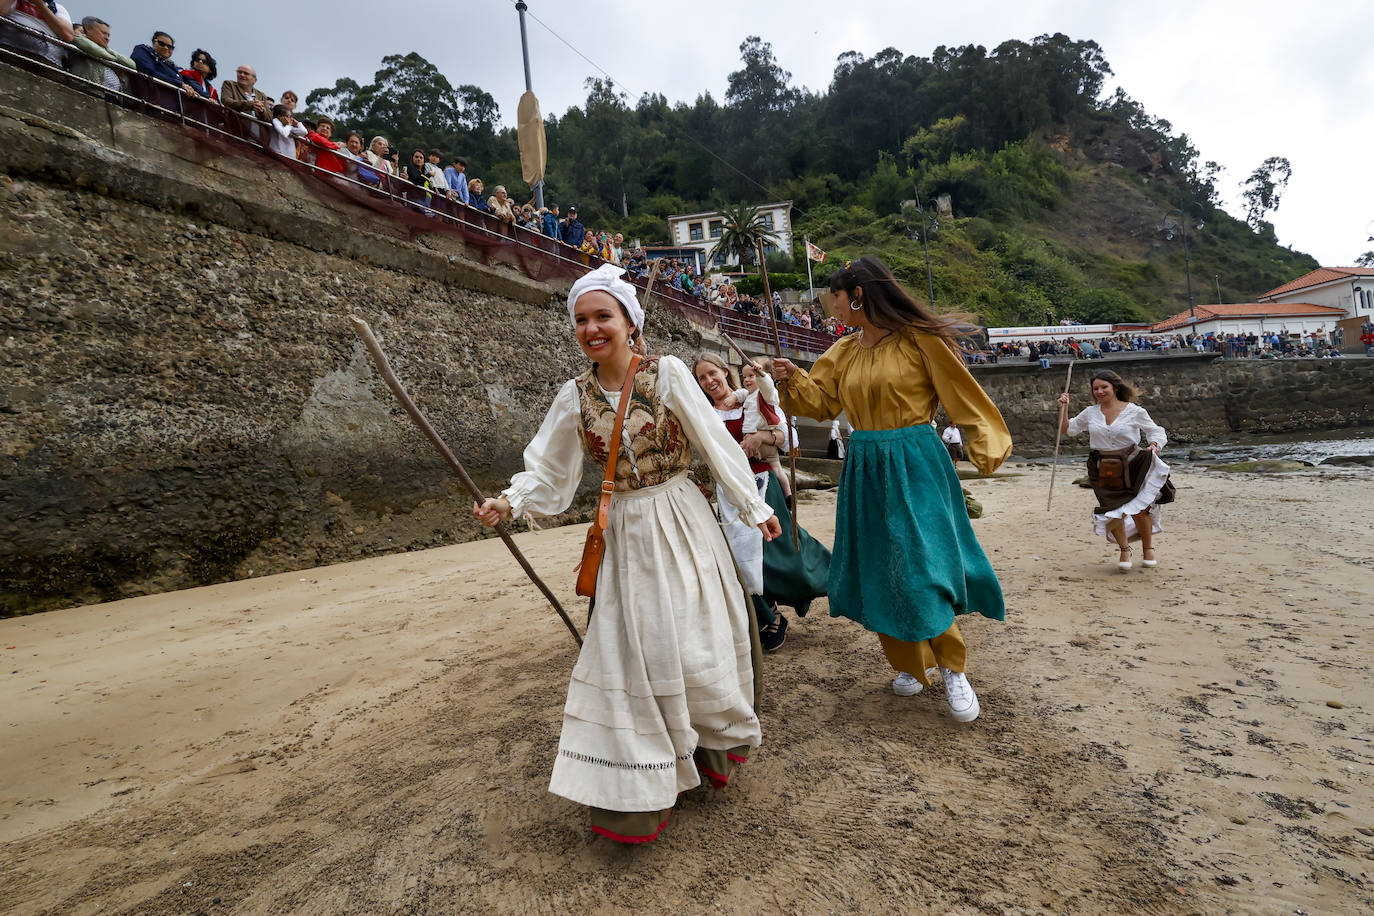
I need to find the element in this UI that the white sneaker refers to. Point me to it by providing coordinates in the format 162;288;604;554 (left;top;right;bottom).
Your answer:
892;668;941;697
892;672;923;696
940;668;981;722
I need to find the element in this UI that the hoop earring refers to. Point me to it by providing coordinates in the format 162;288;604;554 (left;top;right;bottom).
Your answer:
849;296;863;312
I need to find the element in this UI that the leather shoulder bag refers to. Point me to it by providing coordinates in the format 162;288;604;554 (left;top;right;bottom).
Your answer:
575;355;641;598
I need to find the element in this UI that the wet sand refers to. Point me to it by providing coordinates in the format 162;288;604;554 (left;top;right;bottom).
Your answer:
2;465;1371;914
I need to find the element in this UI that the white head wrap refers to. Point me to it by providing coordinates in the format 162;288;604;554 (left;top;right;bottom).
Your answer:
567;263;645;331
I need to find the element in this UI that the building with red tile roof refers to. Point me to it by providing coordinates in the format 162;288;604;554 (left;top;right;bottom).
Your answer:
1256;266;1374;320
1151;302;1344;335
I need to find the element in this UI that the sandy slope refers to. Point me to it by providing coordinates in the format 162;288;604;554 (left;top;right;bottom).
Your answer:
2;466;1371;915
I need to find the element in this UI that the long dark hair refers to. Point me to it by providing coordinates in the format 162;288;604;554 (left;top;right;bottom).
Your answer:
828;256;968;342
190;48;217;81
1090;369;1137;403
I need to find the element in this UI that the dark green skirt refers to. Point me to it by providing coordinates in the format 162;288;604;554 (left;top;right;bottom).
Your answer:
830;425;1004;642
759;472;830;618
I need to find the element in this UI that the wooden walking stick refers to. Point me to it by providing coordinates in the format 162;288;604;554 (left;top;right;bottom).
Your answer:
348;316;583;648
1047;359;1076;512
717;328;762;372
756;240;801;549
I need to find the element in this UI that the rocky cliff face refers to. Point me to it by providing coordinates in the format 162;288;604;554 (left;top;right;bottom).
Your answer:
0;62;701;614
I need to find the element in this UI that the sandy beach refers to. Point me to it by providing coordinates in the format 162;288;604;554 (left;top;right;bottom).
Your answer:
2;464;1371;915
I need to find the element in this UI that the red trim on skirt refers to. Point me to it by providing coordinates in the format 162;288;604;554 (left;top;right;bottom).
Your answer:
590;813;673;844
698;766;730;788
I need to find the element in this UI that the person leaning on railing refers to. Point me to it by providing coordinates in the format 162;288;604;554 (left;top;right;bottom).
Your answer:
178;48;217;100
402;148;433;204
221;64;272;122
338;131;382;186
0;0;74;67
467;178;488;212
131;30;196;96
487;185;516;223
444;156;470;204
267;103;305;158
68;15;132;91
423;150;450;200
305;116;344;173
365;136;393;175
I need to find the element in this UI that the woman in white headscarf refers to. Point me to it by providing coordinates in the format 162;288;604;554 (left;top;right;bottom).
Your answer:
474;263;780;844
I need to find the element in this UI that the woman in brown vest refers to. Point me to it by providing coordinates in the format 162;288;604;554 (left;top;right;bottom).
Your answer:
474;264;780;843
1058;369;1173;569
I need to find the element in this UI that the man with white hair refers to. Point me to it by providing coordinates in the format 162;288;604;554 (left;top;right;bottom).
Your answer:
487;185;515;224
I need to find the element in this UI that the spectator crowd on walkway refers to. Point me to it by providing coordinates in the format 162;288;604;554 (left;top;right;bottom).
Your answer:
980;327;1348;366
0;9;661;270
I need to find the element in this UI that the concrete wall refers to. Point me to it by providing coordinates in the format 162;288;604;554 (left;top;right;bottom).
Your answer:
0;62;703;614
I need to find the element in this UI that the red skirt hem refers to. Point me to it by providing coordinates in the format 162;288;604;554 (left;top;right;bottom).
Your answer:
590;813;672;844
698;765;730;788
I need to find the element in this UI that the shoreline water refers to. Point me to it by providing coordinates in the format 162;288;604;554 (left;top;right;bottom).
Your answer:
1011;428;1374;464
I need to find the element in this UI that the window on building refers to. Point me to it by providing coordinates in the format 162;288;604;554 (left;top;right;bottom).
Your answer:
761;213;775;231
709;220;723;238
689;222;703;242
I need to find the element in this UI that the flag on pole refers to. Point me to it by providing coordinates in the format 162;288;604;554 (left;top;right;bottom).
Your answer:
805;239;827;263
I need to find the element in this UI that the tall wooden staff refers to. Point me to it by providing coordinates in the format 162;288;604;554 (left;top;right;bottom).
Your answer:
717;328;761;374
1046;359;1076;512
348;316;583;647
634;258;665;354
756;240;801;548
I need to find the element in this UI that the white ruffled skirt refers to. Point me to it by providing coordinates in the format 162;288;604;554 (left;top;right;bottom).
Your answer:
548;473;761;812
1093;452;1171;541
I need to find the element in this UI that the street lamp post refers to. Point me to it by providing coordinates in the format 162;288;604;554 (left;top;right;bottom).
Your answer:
1163;199;1205;328
1182;220;1195;325
514;1;544;209
910;185;937;309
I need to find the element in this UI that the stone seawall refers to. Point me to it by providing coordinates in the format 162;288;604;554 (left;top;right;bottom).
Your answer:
971;355;1374;453
0;63;703;614
2;63;1369;614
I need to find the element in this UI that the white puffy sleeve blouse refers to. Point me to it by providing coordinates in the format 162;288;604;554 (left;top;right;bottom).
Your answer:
1066;403;1168;451
501;355;773;527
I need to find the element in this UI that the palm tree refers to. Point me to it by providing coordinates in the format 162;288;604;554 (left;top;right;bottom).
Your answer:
709;202;779;271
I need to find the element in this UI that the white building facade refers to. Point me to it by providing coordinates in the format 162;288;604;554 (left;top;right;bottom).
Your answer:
1151;303;1346;338
665;201;794;270
1256;267;1374;320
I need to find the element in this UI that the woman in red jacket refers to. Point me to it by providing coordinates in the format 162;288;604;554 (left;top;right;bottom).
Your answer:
305;116;344;173
179;49;219;100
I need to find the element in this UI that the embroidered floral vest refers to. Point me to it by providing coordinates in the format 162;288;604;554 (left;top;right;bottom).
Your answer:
577;357;691;491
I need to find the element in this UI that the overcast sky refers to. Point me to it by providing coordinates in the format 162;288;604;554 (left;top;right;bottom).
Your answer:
105;0;1373;266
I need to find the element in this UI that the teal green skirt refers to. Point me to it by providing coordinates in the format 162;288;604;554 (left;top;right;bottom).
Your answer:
831;425;1004;642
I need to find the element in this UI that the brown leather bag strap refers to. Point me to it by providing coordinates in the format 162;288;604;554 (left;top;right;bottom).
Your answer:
592;355;641;532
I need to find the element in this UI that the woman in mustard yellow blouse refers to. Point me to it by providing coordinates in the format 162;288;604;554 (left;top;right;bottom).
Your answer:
773;258;1011;722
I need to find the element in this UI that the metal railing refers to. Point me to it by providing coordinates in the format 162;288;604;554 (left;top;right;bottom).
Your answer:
0;17;842;356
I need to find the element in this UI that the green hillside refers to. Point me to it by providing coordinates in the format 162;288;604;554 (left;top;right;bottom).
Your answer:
306;35;1318;326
